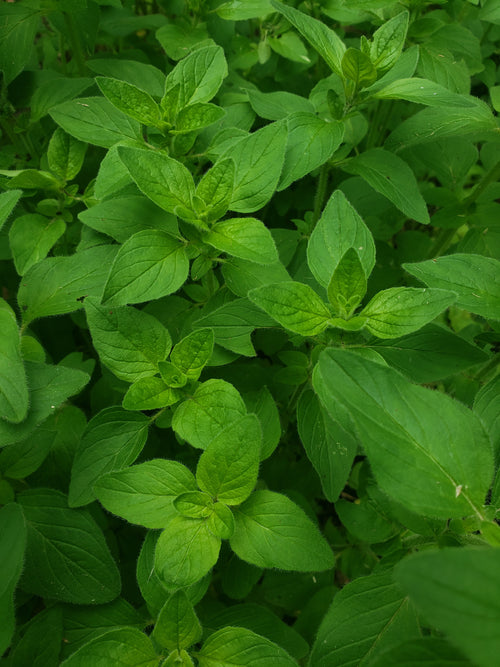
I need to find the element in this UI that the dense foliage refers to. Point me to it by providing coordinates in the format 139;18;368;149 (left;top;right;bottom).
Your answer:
1;0;500;665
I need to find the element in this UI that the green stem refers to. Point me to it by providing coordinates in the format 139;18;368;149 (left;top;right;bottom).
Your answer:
462;159;500;208
64;13;86;75
312;163;329;223
427;227;457;259
473;353;500;384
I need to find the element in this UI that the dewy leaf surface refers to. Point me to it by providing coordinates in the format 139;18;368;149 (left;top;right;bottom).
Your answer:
313;349;494;518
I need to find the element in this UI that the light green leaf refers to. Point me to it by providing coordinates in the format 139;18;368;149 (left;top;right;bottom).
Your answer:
307;190;375;287
155;21;209;61
18;489;121;604
0;503;26;656
17;245;118;325
155;516;221;588
216;0;273;20
122;376;181;411
0;2;40;85
96;76;161;126
313;349;494;518
0;299;28;423
249;281;331;336
360;287;457;338
396;547;500;667
170;328;214;380
60;627;158;667
164;45;227;110
247;89;314;121
118;146;195;219
222;256;291;298
50;97;142;148
175;491;213;519
278;113;344;191
9;213;66;276
87;57;166;97
85;297;172;383
0;190;22;232
204;217;279;264
230;490;334;571
47;128;87;182
221;121;288;213
270;0;345;76
309;570;419;666
268;31;310;64
195;157;235;223
327;247;367;318
208;502;235;540
158;361;187;388
370;11;409;72
374;77;479;108
172;379;247;450
173;102;225;134
342;148;429;223
69;407;149;507
244;387;281;460
404;254;500;320
196;415;261;505
153;591;202;652
102;230;189;306
198;626;298;667
341;48;376;88
94;459;197;529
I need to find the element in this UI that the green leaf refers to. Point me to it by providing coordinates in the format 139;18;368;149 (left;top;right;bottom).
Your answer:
249;281;331;336
309;570;419;666
374;77;479;108
327;247;367;318
164;45;227;110
297;390;357;503
47;128;87;181
170;328;214;380
102;231;189;306
173;102;225;134
69;407;149;507
155;516;221;588
153;591;202;651
175;491;213;519
222;256;291;298
244;387;281;460
313;349;494;518
307;190;375;288
155;21;209;61
221;121;288;213
247;89;314;121
474;375;500;466
342;148;430;224
278;113;344;191
0;2;40;84
196;415;261;505
118;146;195;219
198;626;298;667
230;490;334;572
0;361;89;448
158;361;187;388
9;607;63;667
9;213;66;276
204;217;279;264
60;628;158;667
404;254;500;320
87;58;166;97
172;379;247;450
341;48;377;88
122;376;181;410
30;77;94;122
368;638;470;666
216;0;273;20
85;297;172;383
360;287;457;338
370;11;409;72
94;459;197;528
18;489;121;604
0;299;28;423
270;0;345;76
96;76;161;126
49;97;142;148
208;502;235;539
268;31;310;64
395;547;500;667
0;503;26;656
0;189;22;232
18;245;118;325
195;157;235;223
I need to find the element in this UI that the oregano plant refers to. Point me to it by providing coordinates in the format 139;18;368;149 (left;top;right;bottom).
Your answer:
1;0;500;665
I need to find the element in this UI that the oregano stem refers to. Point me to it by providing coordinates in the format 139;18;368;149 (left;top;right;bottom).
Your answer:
312;162;329;223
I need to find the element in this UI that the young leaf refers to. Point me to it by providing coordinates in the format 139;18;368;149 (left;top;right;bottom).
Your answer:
230;490;334;572
327;247;367;318
102;231;189;306
69;408;149;507
0;503;26;656
196;157;235;222
196;415;261;505
249;281;331;336
170;328;214;380
370;11;409;72
396;547;500;667
208;503;235;540
18;489;121;604
341;48;377;89
158;361;187;388
309;570;419;666
96;76;161;126
313;349;494;519
307;190;376;288
342;148;430;224
172;379;247;450
49;97;142;148
360;287;457;338
404;254;500;320
94;459;197;529
122;377;181;411
173;102;225;134
175;491;213;519
0;299;28;423
270;0;345;76
155;516;221;588
204;217;279;265
59;628;158;667
85;297;172;383
153;591;202;652
47;128;87;181
118;146;195;219
198;626;298;667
